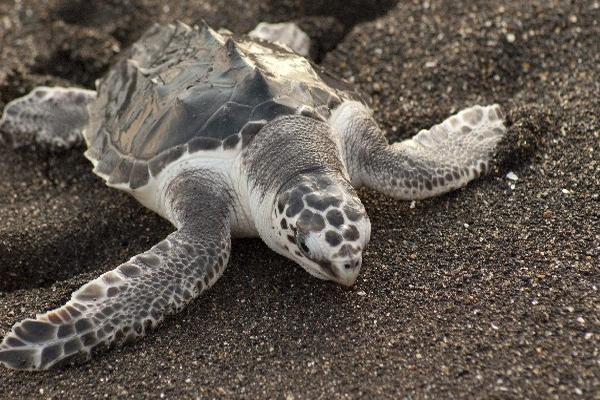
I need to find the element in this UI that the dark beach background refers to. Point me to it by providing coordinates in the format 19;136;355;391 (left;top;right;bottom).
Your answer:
0;0;598;398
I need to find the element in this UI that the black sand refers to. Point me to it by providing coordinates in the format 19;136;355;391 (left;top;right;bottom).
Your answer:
0;0;598;398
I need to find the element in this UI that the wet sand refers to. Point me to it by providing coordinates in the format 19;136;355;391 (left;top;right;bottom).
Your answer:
0;1;598;398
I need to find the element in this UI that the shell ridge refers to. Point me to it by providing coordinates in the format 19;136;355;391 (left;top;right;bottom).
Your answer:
87;22;357;190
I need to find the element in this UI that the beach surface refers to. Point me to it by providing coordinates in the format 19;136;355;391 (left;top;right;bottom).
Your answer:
0;1;598;398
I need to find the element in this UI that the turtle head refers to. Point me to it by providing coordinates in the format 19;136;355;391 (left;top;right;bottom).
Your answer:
272;173;371;287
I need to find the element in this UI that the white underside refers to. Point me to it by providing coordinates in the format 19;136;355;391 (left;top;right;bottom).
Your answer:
86;144;258;237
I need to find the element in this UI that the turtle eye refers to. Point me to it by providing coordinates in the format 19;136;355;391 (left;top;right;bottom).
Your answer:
297;237;310;255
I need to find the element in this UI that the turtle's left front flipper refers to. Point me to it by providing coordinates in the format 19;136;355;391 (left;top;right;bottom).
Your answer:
0;171;232;370
0;86;96;149
334;101;506;200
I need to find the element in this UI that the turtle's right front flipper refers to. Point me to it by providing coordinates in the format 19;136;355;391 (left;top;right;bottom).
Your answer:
0;86;96;149
0;171;232;370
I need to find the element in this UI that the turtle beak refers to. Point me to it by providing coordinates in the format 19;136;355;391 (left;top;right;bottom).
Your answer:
320;257;362;287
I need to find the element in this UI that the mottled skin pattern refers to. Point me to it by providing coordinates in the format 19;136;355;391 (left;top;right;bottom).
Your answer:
0;171;232;370
241;116;369;286
0;22;506;370
274;174;368;283
332;101;505;199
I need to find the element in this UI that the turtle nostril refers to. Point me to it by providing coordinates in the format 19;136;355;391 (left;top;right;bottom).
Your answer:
344;259;361;269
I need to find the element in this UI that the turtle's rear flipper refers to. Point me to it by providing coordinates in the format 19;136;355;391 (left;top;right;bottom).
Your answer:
0;86;96;150
248;22;311;57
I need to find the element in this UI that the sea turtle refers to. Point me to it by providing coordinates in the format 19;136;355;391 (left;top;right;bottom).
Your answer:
0;21;506;370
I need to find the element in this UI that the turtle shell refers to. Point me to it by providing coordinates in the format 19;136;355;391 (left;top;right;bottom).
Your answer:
84;21;360;189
